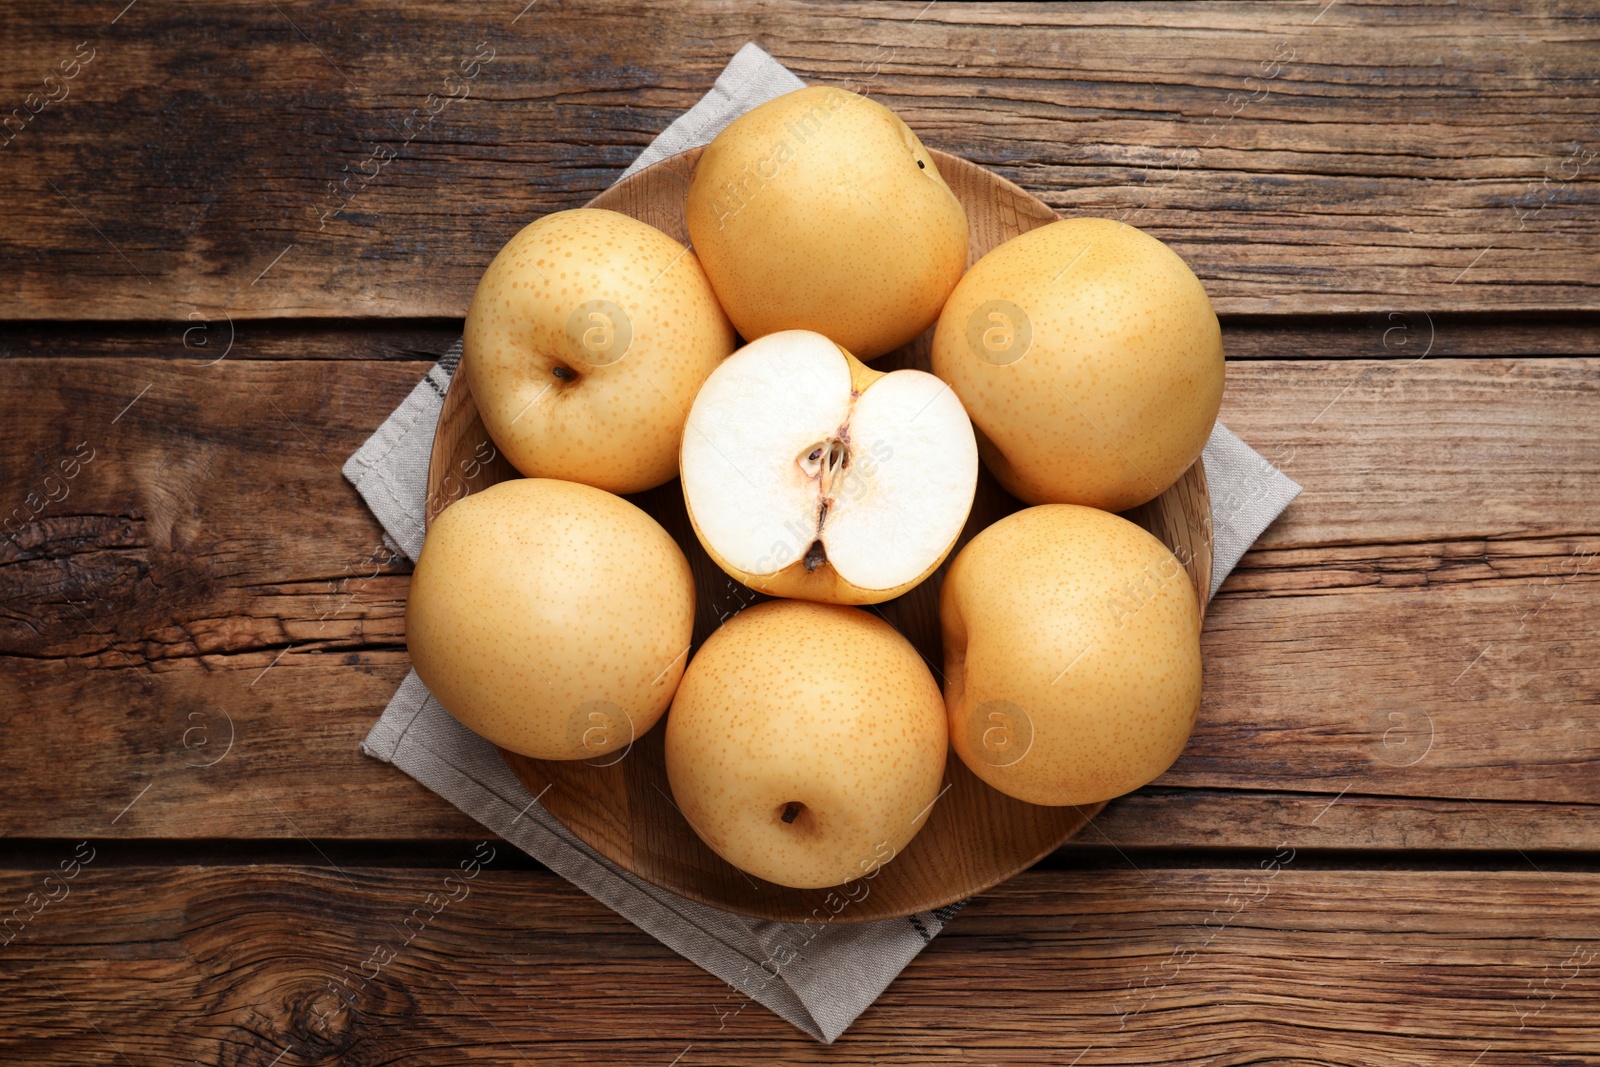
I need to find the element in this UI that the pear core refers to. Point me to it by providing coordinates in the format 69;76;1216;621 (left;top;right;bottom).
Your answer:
680;330;978;604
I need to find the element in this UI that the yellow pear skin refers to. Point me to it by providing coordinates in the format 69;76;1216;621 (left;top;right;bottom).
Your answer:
464;208;735;495
940;504;1202;806
688;86;969;360
932;217;1224;511
406;479;695;761
666;600;948;889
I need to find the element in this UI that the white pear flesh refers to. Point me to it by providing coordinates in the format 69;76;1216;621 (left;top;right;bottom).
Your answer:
680;330;978;605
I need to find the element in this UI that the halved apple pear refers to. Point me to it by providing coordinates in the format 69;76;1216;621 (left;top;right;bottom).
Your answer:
680;330;978;605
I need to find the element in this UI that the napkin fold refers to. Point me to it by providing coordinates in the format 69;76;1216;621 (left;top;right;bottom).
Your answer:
345;43;1301;1043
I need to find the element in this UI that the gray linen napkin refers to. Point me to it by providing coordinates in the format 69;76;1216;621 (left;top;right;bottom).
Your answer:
346;43;1301;1043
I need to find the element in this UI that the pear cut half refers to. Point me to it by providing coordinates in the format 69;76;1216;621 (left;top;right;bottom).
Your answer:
681;330;978;605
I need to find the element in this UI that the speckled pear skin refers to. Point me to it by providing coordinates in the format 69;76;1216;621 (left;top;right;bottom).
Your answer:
463;208;735;495
406;478;696;761
686;86;969;360
664;600;948;889
931;217;1224;511
941;504;1202;807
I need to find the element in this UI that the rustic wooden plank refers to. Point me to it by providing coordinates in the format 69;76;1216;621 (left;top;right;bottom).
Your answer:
4;648;1599;845
1169;585;1600;804
0;350;1595;667
1222;356;1600;550
0;350;1596;839
1092;789;1600;852
0;320;464;362
0;320;464;363
5;559;1594;844
2;1;1596;320
2;316;1596;363
0;864;1595;1063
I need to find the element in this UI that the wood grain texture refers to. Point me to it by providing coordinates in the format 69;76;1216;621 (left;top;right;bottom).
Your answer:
0;348;1596;840
2;1;1597;320
2;0;1596;1053
5;315;1597;363
4;635;1598;847
1;863;1597;1063
1092;788;1600;852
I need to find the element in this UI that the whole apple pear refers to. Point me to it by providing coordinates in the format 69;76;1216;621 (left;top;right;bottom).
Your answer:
666;600;948;889
464;208;735;495
407;478;695;761
940;504;1202;806
687;86;968;360
931;217;1224;511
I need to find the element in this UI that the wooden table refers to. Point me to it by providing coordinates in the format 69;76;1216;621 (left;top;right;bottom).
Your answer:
3;2;1597;1062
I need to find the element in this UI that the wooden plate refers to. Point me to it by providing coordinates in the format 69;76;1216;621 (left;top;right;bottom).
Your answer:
425;148;1214;923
